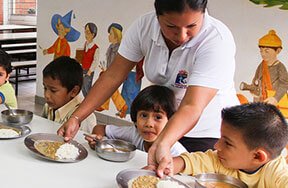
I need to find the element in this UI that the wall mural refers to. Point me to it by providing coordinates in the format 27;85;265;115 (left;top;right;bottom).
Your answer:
40;11;143;119
42;10;80;60
249;0;288;10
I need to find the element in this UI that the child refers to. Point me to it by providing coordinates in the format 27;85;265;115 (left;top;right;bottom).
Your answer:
42;56;96;133
240;30;288;117
0;49;17;108
85;85;186;156
81;22;99;97
173;102;288;187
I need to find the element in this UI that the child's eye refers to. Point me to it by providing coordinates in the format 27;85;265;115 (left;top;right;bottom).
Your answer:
155;115;163;120
139;113;148;118
225;141;232;147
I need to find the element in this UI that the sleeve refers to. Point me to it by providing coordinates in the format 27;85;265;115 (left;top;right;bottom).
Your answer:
105;125;135;142
188;31;236;89
274;63;288;101
180;150;220;175
80;112;97;133
0;91;5;104
170;142;187;157
89;47;100;72
47;39;58;54
118;16;145;62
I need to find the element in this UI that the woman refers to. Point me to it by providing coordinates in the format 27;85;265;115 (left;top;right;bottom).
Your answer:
58;0;239;177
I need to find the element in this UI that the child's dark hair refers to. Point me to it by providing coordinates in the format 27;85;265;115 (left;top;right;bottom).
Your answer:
130;85;176;123
85;22;97;39
43;56;83;92
222;102;288;159
154;0;207;16
0;49;12;74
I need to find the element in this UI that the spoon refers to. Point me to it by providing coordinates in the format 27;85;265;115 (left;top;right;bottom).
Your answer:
83;133;124;153
4;103;17;116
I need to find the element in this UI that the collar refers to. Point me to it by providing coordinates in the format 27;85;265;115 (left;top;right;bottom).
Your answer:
85;40;96;51
52;95;82;123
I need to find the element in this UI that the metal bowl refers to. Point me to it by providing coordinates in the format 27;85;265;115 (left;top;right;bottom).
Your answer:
95;139;136;162
1;109;33;125
194;173;248;188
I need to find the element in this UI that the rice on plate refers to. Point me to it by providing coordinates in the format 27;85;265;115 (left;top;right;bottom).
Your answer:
55;143;79;160
128;175;185;188
0;128;20;138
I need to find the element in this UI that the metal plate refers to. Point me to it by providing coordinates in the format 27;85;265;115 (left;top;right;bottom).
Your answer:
116;169;191;188
24;133;88;163
0;123;31;139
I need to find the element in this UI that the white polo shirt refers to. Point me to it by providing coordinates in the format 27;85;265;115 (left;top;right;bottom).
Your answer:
118;11;239;138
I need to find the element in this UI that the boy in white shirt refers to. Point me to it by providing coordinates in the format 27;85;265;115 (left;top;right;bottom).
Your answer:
85;85;186;156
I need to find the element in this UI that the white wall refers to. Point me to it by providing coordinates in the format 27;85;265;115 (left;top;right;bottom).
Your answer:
36;0;288;116
208;0;288;100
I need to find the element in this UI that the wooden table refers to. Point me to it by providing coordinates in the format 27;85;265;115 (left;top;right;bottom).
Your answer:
0;24;36;33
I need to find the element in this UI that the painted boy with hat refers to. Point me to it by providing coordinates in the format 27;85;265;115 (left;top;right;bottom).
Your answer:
43;10;80;59
97;23;128;118
240;30;288;117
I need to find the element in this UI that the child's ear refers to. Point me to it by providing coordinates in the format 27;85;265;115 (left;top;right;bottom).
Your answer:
276;48;282;54
70;85;80;97
6;73;10;80
253;149;269;163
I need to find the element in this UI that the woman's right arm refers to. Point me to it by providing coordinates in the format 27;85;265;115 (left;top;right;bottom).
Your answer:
57;54;136;141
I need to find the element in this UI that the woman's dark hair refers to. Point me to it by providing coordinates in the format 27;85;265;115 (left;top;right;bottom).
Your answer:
43;56;83;92
222;102;288;159
0;49;12;74
130;85;176;123
154;0;207;16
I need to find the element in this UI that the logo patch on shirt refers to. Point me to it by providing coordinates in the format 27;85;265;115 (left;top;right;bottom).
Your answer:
174;70;188;89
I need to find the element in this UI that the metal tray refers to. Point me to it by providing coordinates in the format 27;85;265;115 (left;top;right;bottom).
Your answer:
0;122;31;139
24;133;88;163
116;169;191;188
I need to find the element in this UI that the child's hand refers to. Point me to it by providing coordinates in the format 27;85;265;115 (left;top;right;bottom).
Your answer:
84;134;103;150
43;49;48;55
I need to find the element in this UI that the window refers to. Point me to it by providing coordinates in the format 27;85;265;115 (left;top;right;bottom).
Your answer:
6;0;37;25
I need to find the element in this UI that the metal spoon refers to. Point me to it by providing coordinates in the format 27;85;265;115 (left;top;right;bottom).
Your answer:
4;103;17;116
83;133;124;153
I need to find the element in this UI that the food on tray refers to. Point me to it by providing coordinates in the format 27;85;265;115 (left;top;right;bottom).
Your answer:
55;143;79;160
0;128;20;138
128;175;185;188
157;179;185;188
35;141;79;160
34;140;64;160
128;175;159;188
200;181;238;188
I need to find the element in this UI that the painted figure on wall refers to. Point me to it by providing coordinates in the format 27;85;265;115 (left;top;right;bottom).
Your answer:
240;30;288;118
80;22;99;97
97;23;128;118
43;10;80;60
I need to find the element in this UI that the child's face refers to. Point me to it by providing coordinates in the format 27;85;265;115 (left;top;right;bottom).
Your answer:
85;25;94;42
259;47;280;62
43;76;76;110
57;23;68;38
0;66;9;86
214;121;256;172
136;109;168;143
108;30;117;44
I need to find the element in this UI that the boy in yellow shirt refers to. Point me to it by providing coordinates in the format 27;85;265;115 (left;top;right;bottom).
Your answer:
173;103;288;187
42;56;96;133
